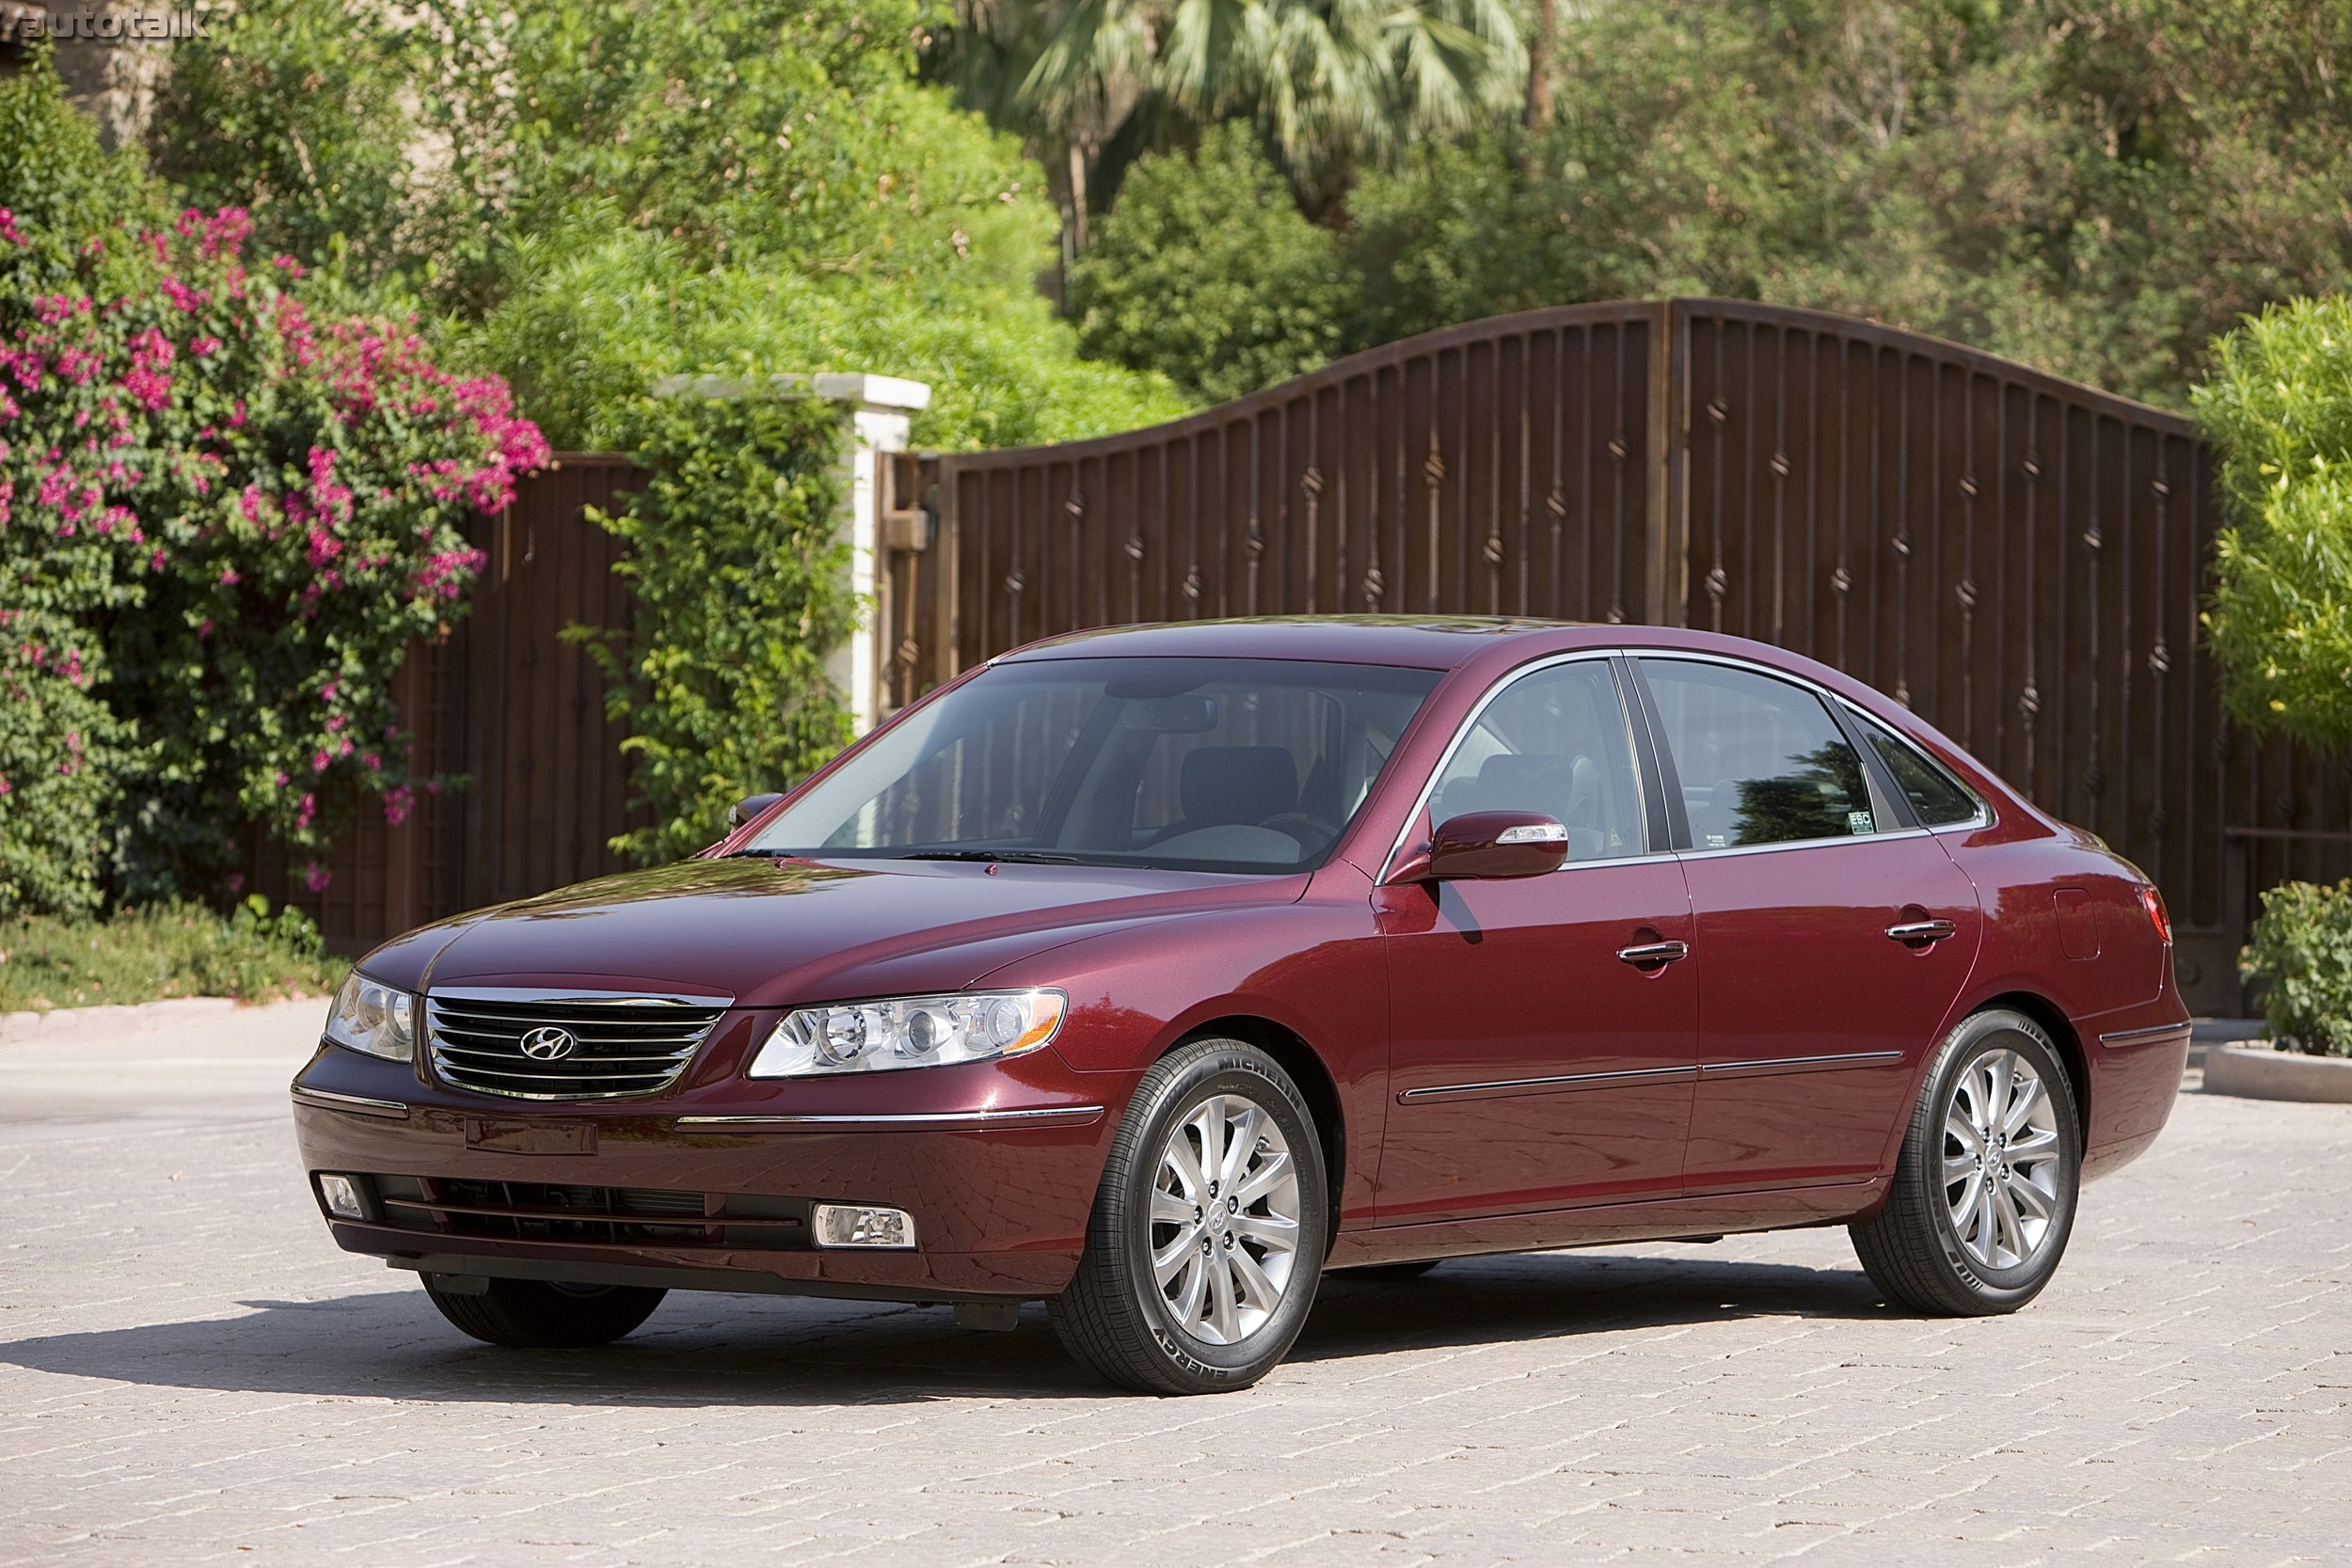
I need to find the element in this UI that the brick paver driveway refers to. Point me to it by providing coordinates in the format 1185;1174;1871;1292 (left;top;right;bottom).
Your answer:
3;1006;2347;1566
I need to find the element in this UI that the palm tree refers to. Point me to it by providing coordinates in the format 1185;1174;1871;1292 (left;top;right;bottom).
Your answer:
940;0;1524;242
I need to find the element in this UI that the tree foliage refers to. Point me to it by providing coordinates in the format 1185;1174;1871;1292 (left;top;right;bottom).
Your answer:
579;393;857;865
1069;122;1348;403
2194;295;2352;751
153;0;1183;447
940;0;1526;218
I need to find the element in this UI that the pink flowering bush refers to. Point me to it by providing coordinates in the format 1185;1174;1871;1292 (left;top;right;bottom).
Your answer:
1;70;546;912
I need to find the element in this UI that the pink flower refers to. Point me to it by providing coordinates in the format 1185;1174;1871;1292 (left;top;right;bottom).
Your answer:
311;750;330;772
303;863;331;894
0;207;24;247
162;277;210;313
119;326;176;411
383;784;416;827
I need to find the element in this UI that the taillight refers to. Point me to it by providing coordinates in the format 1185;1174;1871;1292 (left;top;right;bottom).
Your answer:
2137;885;2171;945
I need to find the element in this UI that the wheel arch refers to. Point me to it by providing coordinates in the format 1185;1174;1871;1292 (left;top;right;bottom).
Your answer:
1971;990;2090;1139
1167;1014;1346;1252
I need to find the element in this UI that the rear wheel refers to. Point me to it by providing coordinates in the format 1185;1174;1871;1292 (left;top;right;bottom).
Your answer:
422;1276;667;1347
1051;1038;1328;1394
1851;1009;2081;1315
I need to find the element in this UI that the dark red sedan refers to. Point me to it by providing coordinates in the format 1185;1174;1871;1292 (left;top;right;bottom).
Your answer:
293;619;2188;1393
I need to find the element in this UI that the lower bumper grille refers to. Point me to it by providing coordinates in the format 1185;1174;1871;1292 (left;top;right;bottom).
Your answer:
363;1175;810;1249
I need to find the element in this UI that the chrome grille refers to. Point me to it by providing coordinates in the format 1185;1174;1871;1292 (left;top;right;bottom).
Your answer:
425;988;731;1100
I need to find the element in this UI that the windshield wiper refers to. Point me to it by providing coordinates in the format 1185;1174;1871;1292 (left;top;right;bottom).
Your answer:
897;849;1089;864
720;847;793;858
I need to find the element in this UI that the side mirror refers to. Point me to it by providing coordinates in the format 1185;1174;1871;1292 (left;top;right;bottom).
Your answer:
728;792;786;832
1390;811;1568;883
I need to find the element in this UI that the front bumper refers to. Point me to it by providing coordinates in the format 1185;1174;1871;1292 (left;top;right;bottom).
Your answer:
291;1041;1126;1302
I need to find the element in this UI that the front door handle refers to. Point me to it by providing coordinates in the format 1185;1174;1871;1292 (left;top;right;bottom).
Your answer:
1616;939;1691;970
1885;918;1958;946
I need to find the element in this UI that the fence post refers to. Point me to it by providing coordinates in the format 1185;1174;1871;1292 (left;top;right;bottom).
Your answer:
649;372;931;736
815;375;931;735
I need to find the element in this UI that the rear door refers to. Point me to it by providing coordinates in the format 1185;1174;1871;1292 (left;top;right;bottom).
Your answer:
1632;657;1982;1193
1375;656;1698;1223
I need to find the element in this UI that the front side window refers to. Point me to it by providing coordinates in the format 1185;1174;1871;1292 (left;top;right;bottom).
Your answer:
1851;710;1982;827
743;657;1441;874
1640;658;1875;850
1427;659;1646;862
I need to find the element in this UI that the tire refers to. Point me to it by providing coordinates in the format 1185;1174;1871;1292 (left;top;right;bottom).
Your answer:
422;1275;667;1348
1851;1008;2082;1316
1051;1037;1329;1394
1337;1259;1439;1281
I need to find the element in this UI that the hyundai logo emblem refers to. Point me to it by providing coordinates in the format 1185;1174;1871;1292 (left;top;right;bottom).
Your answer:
518;1025;577;1061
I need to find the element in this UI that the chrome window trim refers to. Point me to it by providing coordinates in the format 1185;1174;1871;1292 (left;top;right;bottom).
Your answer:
1377;649;1655;880
1671;826;1933;863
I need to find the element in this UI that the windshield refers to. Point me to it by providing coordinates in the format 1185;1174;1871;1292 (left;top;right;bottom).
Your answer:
744;657;1444;874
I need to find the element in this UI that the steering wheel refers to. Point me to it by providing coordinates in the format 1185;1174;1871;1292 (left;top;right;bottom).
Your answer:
1260;811;1342;852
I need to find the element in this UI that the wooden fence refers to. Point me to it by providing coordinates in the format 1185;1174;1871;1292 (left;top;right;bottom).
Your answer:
272;301;2349;1013
249;454;645;948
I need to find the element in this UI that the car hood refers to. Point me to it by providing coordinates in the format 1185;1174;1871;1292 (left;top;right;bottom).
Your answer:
405;855;1305;1008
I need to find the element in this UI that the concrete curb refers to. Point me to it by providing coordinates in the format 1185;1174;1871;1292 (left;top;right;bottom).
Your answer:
0;994;322;1050
2205;1041;2352;1104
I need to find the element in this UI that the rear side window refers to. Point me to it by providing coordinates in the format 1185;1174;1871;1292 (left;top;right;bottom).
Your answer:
1851;711;1982;827
1639;658;1875;849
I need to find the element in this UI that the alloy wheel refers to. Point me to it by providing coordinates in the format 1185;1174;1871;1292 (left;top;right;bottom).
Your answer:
1147;1092;1302;1345
1943;1046;2065;1271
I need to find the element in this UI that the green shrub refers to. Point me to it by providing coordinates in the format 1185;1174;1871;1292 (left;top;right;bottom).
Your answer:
0;895;337;1012
2240;879;2352;1057
1071;124;1354;404
1;61;546;914
2193;296;2352;751
580;391;856;865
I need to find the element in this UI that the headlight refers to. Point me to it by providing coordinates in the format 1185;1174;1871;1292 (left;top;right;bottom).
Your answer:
748;989;1066;1079
324;971;416;1061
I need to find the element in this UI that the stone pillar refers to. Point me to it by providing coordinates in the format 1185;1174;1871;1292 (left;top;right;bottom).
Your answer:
647;372;932;736
821;374;930;734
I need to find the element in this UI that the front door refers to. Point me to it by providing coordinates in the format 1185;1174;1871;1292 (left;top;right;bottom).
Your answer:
1376;657;1698;1224
1634;657;1982;1193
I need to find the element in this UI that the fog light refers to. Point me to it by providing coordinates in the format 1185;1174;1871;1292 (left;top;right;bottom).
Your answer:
812;1203;916;1249
317;1173;368;1221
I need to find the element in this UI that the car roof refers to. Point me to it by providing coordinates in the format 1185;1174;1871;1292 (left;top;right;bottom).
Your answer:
997;616;1614;670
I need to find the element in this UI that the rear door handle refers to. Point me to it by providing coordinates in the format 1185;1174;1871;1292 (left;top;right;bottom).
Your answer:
1616;940;1691;969
1885;918;1958;946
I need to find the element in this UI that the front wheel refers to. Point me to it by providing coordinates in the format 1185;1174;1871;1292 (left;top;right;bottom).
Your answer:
423;1275;667;1347
1051;1038;1329;1394
1851;1009;2081;1315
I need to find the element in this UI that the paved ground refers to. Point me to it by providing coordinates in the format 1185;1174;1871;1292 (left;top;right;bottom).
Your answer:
2;1008;2347;1567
